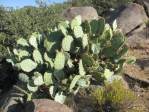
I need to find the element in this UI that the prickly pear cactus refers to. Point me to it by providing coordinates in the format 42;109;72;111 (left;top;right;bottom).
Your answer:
7;16;133;104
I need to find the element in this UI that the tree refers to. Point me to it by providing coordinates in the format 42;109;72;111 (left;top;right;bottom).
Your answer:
35;0;47;7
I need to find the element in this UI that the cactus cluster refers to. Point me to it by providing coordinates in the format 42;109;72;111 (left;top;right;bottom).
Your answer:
7;16;132;103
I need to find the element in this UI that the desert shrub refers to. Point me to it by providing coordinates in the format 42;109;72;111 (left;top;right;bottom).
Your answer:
10;4;69;38
0;45;8;58
91;0;134;15
0;3;69;38
67;0;92;6
0;3;70;59
68;0;134;16
7;16;133;104
92;80;136;112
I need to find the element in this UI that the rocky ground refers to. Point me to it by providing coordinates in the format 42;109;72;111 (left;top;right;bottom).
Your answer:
112;2;149;111
123;30;149;111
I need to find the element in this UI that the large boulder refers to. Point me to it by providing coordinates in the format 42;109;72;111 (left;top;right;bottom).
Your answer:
63;7;99;21
135;0;149;17
124;27;149;84
0;81;25;112
108;3;148;35
126;27;149;47
24;99;73;112
143;0;149;17
0;84;25;112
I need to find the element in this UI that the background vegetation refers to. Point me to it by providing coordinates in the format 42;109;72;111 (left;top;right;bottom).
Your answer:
0;3;70;57
0;0;134;58
69;0;134;15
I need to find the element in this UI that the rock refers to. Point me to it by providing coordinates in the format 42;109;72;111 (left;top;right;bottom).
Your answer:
0;83;25;112
126;27;149;47
0;86;73;112
124;64;149;84
121;77;130;89
24;99;73;112
134;0;149;17
63;7;99;21
108;3;148;35
74;88;97;112
144;0;149;17
124;28;149;85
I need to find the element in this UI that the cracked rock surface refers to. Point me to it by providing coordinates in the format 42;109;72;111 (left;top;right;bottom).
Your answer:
63;6;99;22
124;27;149;84
24;99;73;112
108;3;148;35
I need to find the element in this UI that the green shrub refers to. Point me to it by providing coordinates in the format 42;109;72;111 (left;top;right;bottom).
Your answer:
91;0;134;15
7;16;132;104
69;0;134;16
0;4;70;58
92;80;136;112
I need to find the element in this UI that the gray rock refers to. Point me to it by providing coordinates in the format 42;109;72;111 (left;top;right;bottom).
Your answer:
108;3;148;35
144;0;149;17
135;0;149;17
0;84;25;112
126;27;149;47
24;99;73;112
124;28;149;85
63;7;99;21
